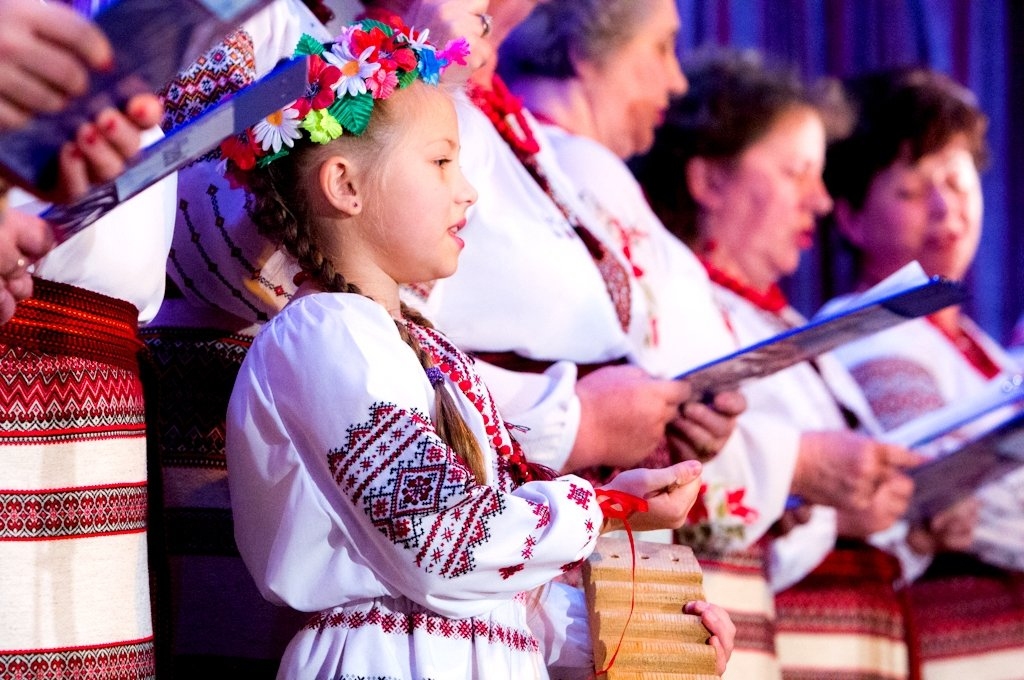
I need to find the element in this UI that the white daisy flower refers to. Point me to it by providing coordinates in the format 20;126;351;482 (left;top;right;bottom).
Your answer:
324;43;381;97
253;107;303;154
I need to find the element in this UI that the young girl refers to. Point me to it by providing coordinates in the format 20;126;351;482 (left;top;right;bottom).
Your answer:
222;18;706;679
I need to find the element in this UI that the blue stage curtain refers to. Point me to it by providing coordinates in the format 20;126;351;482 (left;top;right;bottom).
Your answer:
674;0;1022;343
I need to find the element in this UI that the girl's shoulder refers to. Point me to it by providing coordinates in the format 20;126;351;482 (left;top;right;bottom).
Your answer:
251;292;407;364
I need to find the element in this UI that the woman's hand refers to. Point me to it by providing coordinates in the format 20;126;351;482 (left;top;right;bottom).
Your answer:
836;469;915;537
907;496;980;555
601;460;703;532
0;206;54;322
568;365;692;471
684;600;735;676
793;431;922;511
52;96;163;202
666;390;746;462
0;0;112;130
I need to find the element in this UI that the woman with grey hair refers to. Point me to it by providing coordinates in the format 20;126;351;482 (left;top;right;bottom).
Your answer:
502;11;937;677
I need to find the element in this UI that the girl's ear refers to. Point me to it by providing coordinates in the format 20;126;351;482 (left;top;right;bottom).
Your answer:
319;155;363;216
685;156;728;211
832;198;865;247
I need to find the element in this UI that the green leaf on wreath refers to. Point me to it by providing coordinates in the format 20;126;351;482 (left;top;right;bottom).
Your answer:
329;92;374;135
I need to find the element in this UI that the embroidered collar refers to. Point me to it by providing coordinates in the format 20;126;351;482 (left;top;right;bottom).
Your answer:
700;257;788;314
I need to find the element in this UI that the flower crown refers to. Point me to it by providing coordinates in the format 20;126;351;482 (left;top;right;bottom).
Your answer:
219;17;469;184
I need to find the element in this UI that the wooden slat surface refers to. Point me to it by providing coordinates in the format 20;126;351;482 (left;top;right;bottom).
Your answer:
583;537;720;679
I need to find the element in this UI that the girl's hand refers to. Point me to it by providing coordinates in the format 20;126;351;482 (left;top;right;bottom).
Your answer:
684;600;735;676
602;460;702;532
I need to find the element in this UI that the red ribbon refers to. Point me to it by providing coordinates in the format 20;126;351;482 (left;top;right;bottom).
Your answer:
593;489;648;677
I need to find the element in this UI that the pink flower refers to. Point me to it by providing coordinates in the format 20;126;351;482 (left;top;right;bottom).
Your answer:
366;68;398;99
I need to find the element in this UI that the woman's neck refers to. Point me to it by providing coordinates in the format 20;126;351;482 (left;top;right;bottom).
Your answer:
702;245;776;296
511;77;599;141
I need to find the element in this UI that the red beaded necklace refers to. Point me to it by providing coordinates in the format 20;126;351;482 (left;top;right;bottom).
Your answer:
699;256;789;314
926;314;1002;379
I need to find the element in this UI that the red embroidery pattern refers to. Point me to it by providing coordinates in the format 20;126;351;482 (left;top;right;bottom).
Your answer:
701;256;788;314
160;30;256;133
326;321;565;582
139;326;253;469
0;638;155;680
328;402;503;579
566;483;593;509
500;563;526;580
304;605;539;653
401;281;437;304
411;324;535;487
0;347;145;444
0;483;147;540
926;316;1002;379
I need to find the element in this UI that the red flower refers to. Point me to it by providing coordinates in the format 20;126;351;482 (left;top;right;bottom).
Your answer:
686;483;710;524
725;488;758;522
305;57;341;110
352;26;389;62
220;130;257;171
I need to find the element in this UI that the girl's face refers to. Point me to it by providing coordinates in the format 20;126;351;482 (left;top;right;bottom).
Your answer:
345;89;478;290
838;138;982;283
699;106;832;290
581;0;687;159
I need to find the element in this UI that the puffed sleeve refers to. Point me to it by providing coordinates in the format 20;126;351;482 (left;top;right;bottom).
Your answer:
227;294;604;618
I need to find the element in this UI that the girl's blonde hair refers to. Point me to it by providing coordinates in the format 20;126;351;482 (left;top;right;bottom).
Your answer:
247;82;488;484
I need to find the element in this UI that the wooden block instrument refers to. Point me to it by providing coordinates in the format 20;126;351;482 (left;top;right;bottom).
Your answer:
582;537;720;680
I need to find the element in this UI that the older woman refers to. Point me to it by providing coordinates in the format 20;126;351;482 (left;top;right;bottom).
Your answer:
498;7;930;678
824;66;1023;680
633;50;931;679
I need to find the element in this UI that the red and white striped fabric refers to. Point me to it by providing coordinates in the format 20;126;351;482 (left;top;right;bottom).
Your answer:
0;279;154;680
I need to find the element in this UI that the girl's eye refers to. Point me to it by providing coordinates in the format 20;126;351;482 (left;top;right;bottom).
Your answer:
435;158;452;167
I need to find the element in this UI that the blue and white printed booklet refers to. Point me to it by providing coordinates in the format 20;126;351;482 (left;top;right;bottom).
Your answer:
676;262;967;398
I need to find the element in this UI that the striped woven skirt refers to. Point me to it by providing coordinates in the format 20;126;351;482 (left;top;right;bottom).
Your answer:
908;552;1024;680
774;539;911;680
141;300;306;678
0;279;154;679
697;540;781;680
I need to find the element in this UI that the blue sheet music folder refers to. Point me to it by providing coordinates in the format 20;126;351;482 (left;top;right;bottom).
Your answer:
676;277;967;398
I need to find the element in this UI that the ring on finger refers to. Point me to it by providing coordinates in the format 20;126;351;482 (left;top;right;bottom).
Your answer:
477;12;493;38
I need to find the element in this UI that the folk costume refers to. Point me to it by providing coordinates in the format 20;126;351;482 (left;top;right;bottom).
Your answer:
539;125;786;680
226;292;605;679
705;279;915;680
829;310;1024;680
0;133;176;677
